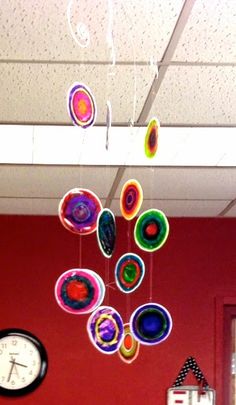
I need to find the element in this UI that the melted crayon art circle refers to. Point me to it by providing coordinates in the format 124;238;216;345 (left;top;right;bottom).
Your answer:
120;179;143;220
67;82;97;128
58;188;102;235
115;253;145;293
134;209;169;252
130;303;172;345
87;306;124;354
118;323;140;364
144;117;159;158
55;269;105;314
97;209;116;258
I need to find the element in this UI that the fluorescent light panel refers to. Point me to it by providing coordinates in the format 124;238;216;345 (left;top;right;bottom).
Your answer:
0;125;235;166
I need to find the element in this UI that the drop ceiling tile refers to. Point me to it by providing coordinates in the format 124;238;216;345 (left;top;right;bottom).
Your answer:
110;0;185;62
0;165;116;199
110;198;230;217
0;63;154;124
0;198;58;215
115;167;236;200
0;0;184;62
148;66;236;125
173;0;236;62
224;203;236;217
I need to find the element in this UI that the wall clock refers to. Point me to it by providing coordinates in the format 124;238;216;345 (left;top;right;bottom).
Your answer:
0;328;48;396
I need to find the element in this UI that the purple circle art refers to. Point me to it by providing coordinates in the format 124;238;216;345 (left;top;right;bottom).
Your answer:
87;306;124;354
58;188;103;235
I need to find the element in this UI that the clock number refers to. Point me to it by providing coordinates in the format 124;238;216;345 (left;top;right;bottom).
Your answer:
0;349;2;355
12;339;17;346
29;370;33;376
1;343;7;349
11;381;15;386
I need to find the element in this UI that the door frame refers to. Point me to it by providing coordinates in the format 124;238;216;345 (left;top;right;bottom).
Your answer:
216;296;236;405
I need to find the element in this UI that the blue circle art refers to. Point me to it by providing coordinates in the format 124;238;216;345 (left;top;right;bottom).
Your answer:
97;209;116;258
130;303;172;345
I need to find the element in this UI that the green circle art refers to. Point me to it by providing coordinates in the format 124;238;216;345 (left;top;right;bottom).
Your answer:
134;209;169;252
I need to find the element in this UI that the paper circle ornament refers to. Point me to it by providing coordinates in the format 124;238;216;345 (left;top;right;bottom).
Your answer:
130;303;172;345
55;269;105;315
145;117;159;158
115;253;145;293
87;306;124;354
120;179;143;220
97;208;116;258
118;323;140;364
134;209;169;252
67;82;97;128
58;188;102;235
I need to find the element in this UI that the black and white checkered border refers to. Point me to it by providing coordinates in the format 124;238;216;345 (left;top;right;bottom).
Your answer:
173;356;209;388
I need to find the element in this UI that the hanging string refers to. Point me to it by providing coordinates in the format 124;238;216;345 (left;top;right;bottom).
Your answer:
105;0;116;152
67;0;89;164
118;1;137;169
120;0;139;316
103;0;117;305
67;0;90;269
78;234;82;268
125;164;133;321
126;219;131;322
104;257;110;305
149;251;153;302
120;0;137;126
104;149;111;306
67;0;90;49
149;167;155;301
107;0;116;69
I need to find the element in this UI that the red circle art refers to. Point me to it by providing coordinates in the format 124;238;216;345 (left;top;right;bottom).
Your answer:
120;179;143;221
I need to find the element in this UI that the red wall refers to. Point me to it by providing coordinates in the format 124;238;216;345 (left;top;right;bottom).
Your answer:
0;215;235;404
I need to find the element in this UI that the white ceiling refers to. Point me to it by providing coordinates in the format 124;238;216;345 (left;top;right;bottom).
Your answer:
0;0;236;217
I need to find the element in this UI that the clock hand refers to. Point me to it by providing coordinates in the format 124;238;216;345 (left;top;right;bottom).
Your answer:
7;358;15;382
9;360;28;368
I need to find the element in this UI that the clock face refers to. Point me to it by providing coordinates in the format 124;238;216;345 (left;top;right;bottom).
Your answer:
0;329;47;396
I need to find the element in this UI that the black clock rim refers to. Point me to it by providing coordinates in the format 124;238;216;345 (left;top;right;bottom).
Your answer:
0;328;48;397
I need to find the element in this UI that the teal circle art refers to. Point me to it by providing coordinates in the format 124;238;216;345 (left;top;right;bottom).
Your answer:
134;209;169;252
97;208;116;258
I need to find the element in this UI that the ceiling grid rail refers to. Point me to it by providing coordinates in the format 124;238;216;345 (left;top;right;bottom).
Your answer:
137;0;197;125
